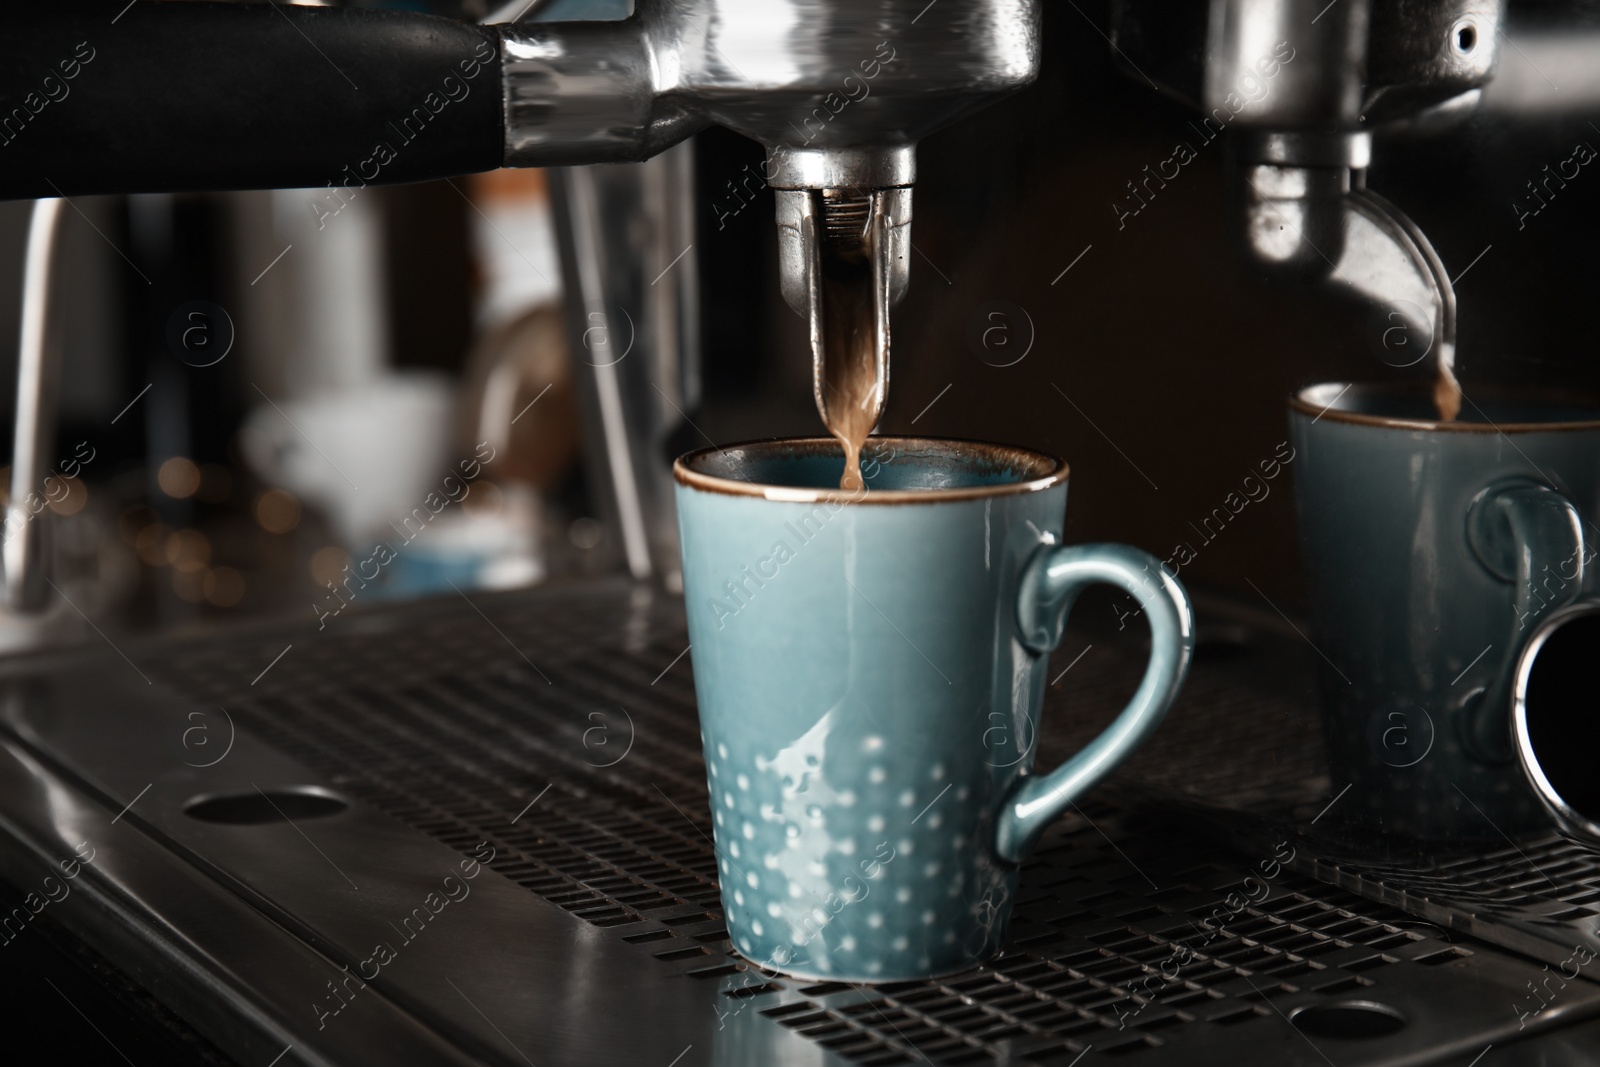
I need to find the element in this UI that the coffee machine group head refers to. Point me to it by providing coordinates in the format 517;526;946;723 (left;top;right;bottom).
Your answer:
1113;0;1504;403
499;0;1041;431
498;0;1040;428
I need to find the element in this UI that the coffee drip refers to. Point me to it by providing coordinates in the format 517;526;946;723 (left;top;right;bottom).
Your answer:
1433;310;1461;422
815;192;888;491
1430;221;1462;422
1434;358;1462;423
821;265;880;491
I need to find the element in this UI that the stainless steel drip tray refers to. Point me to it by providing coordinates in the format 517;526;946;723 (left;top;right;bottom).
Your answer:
0;578;1597;1067
0;659;822;1067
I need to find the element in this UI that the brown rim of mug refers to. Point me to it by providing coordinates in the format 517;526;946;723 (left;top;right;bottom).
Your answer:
673;436;1069;505
1290;382;1600;433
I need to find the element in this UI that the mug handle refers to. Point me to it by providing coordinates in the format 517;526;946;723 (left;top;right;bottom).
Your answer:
995;543;1195;864
1464;481;1586;764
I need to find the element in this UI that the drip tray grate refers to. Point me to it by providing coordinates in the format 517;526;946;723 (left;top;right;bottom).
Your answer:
136;579;1597;1064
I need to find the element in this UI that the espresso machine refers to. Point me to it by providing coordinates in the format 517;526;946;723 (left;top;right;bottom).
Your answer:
1111;0;1514;432
2;0;1034;584
6;2;1600;1065
1116;0;1499;393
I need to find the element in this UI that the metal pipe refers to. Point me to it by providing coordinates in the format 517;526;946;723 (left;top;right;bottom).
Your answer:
551;167;655;581
6;199;66;614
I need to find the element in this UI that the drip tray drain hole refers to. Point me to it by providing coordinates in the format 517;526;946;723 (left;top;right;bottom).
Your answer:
184;787;348;825
1290;1001;1408;1039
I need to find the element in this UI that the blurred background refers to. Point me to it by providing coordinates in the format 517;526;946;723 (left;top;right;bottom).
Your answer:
0;0;1592;647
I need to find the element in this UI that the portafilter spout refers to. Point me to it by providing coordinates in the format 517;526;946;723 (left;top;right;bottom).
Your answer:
771;149;913;435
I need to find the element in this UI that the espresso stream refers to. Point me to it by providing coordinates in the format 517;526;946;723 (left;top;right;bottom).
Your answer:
821;269;880;491
1434;355;1462;423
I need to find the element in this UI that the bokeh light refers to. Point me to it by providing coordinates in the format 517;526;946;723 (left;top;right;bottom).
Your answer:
166;529;211;569
255;488;301;534
203;567;245;608
311;545;350;587
158;457;202;499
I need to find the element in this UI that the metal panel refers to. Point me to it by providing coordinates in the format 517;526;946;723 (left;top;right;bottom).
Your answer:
0;579;1594;1064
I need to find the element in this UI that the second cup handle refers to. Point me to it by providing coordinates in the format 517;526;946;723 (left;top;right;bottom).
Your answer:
995;543;1195;864
1464;481;1587;764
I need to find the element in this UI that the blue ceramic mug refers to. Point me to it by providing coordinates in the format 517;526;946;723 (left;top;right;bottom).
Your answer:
1291;383;1600;840
673;437;1194;982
